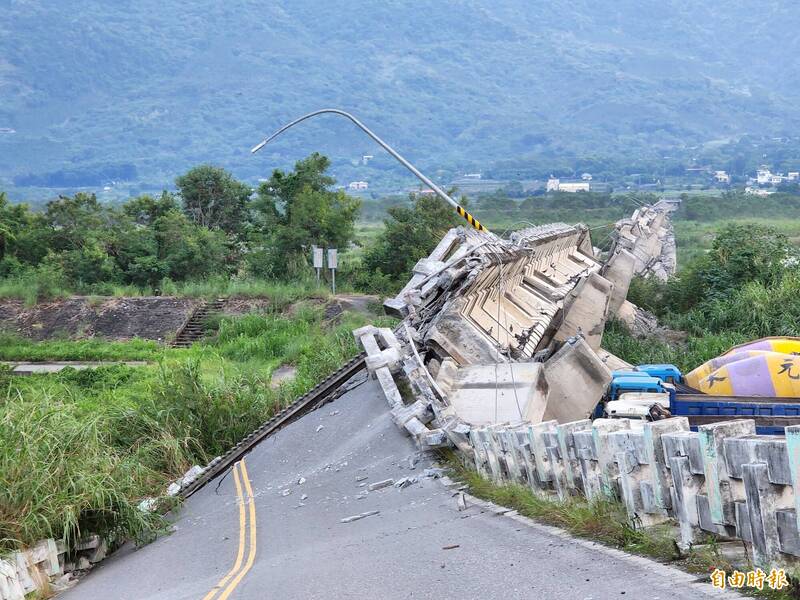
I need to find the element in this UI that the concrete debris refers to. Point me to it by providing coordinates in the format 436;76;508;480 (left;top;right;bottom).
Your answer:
607;201;677;284
280;488;292;497
300;494;308;501
616;301;659;336
394;476;418;489
354;202;675;458
296;476;306;485
423;467;445;479
86;540;107;564
355;474;368;482
356;492;368;500
75;557;91;570
137;497;158;513
180;465;205;487
315;425;324;433
165;464;206;498
367;479;394;491
340;510;380;524
75;534;100;551
0;534;107;600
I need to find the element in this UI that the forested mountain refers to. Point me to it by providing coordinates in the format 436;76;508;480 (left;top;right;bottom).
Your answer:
2;1;799;191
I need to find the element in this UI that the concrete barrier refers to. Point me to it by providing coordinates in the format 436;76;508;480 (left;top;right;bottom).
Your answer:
460;416;800;567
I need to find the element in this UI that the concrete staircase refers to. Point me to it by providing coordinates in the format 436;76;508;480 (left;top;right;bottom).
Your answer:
171;298;225;348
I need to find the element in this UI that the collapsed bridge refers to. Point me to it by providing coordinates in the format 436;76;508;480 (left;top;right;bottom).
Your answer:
355;202;676;450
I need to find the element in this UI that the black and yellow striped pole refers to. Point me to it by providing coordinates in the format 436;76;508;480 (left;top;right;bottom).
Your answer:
251;109;490;234
455;203;486;232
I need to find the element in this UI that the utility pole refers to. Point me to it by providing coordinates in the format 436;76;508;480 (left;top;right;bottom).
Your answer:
327;248;338;295
312;245;323;286
250;109;492;234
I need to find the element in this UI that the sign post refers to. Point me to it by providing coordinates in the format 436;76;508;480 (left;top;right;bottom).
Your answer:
312;245;324;286
327;248;338;295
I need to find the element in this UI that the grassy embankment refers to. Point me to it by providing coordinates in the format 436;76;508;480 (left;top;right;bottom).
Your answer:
0;295;394;553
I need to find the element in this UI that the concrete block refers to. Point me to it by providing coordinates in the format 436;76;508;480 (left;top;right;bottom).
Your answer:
784;424;800;536
661;430;704;475
497;428;523;483
528;421;558;486
86;539;107;563
512;426;540;494
643;418;690;513
29;539;60;576
555;420;591;496
602;249;636;316
776;509;800;557
468;429;489;478
0;558;25;600
698;420;756;526
542;337;612;424
390;401;432;428
592;418;630;498
742;462;781;566
553;272;613;351
668;455;702;548
374;367;403;408
75;534;100;551
435;362;547;426
421;428;448;447
12;553;35;594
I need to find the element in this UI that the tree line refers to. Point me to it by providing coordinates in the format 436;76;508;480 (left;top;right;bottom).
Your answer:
0;154;363;293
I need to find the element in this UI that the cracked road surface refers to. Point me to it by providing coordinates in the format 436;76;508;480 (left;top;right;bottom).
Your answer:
62;376;735;599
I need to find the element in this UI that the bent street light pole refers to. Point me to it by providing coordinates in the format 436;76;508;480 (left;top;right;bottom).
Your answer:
250;108;490;233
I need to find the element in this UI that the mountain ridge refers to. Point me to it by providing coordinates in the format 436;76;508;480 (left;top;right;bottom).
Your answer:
2;1;799;191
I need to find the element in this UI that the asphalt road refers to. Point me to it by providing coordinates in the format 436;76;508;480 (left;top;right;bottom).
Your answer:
62;375;736;600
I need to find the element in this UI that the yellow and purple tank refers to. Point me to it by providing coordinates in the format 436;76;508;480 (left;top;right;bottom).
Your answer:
724;337;800;357
686;346;800;397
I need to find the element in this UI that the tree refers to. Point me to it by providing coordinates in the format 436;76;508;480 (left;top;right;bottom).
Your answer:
176;166;251;236
43;193;108;252
122;192;179;225
667;223;796;311
363;194;461;282
250;153;361;275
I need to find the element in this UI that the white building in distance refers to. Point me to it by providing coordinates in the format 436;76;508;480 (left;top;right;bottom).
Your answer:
547;177;590;193
714;170;731;184
348;181;369;191
745;186;774;196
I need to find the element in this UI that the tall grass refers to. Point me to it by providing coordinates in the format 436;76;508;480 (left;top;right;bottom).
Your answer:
159;276;326;303
0;382;187;549
0;333;165;361
675;275;800;339
0;305;395;551
602;321;749;372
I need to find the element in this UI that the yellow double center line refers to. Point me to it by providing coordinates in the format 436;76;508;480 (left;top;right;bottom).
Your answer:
202;459;257;600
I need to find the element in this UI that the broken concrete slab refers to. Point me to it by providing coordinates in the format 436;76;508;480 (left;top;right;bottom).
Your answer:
340;510;380;524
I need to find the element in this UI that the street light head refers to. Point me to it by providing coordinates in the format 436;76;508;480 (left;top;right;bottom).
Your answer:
250;140;267;154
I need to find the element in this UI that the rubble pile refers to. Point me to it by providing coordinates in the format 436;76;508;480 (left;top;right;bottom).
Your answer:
0;536;99;599
354;207;670;453
607;201;677;283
